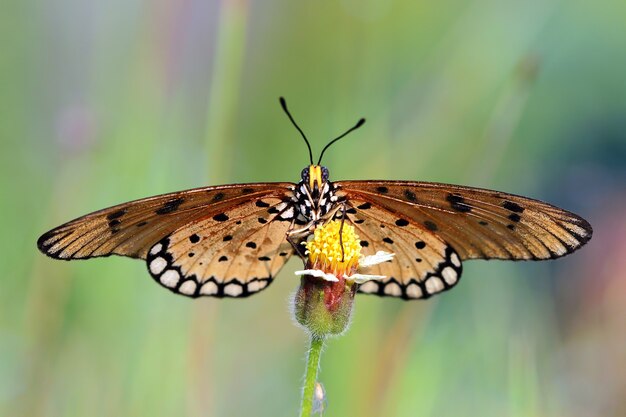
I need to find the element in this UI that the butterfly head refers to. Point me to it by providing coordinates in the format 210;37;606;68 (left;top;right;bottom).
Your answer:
301;165;330;192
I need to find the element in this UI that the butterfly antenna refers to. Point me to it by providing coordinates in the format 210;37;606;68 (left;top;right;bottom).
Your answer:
317;118;365;165
280;97;313;165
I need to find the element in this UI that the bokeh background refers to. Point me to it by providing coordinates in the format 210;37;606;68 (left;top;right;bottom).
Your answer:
2;0;625;416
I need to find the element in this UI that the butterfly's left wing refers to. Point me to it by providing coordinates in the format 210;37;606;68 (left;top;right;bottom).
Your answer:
38;183;295;260
38;183;300;298
335;180;592;299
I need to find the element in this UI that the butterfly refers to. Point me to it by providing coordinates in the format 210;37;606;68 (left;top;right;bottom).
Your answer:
37;98;593;300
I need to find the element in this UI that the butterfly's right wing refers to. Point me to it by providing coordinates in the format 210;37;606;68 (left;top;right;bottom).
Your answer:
335;180;592;300
37;183;296;261
336;180;592;261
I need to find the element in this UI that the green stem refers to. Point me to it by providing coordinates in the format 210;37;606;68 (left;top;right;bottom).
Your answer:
300;335;325;417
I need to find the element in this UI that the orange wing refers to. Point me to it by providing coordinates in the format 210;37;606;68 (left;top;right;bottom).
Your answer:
37;183;295;261
146;195;295;298
333;197;462;300
336;180;592;261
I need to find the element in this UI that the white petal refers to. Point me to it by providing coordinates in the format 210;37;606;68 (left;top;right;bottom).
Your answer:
294;269;339;282
345;273;388;284
360;251;395;267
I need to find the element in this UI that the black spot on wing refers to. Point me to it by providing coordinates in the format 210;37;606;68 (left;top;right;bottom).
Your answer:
223;235;232;242
508;213;521;222
415;241;426;249
404;190;417;202
155;198;185;215
211;192;225;202
255;200;270;208
213;213;229;222
383;237;394;244
424;220;438;231
357;202;372;210
503;200;525;213
246;241;257;249
376;186;388;193
446;193;472;213
395;218;409;227
189;234;200;243
107;209;127;220
108;219;121;228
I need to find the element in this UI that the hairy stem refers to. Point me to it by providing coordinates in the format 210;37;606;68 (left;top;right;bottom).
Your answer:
300;335;325;417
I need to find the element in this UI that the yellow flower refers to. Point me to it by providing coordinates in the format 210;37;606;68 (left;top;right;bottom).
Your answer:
295;220;395;283
292;220;395;337
304;220;361;276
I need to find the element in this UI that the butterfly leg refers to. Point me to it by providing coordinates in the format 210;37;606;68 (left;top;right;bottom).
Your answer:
286;220;314;260
337;203;348;262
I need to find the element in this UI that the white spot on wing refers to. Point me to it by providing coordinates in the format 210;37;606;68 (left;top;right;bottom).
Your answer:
247;280;261;293
441;267;457;285
149;257;167;275
450;252;461;267
406;283;422;299
359;281;378;294
200;281;218;295
179;280;197;295
160;270;180;288
384;282;402;297
224;283;243;297
280;207;295;219
150;243;162;255
425;277;444;294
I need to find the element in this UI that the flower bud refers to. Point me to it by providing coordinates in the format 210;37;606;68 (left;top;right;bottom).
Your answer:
293;273;356;337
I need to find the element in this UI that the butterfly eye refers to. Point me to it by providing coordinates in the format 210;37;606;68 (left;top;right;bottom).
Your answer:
301;167;310;182
321;167;329;182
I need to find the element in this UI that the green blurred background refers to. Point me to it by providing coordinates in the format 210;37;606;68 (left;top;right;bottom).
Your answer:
2;0;625;416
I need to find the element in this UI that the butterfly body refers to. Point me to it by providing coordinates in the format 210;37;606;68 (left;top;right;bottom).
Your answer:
293;165;340;223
